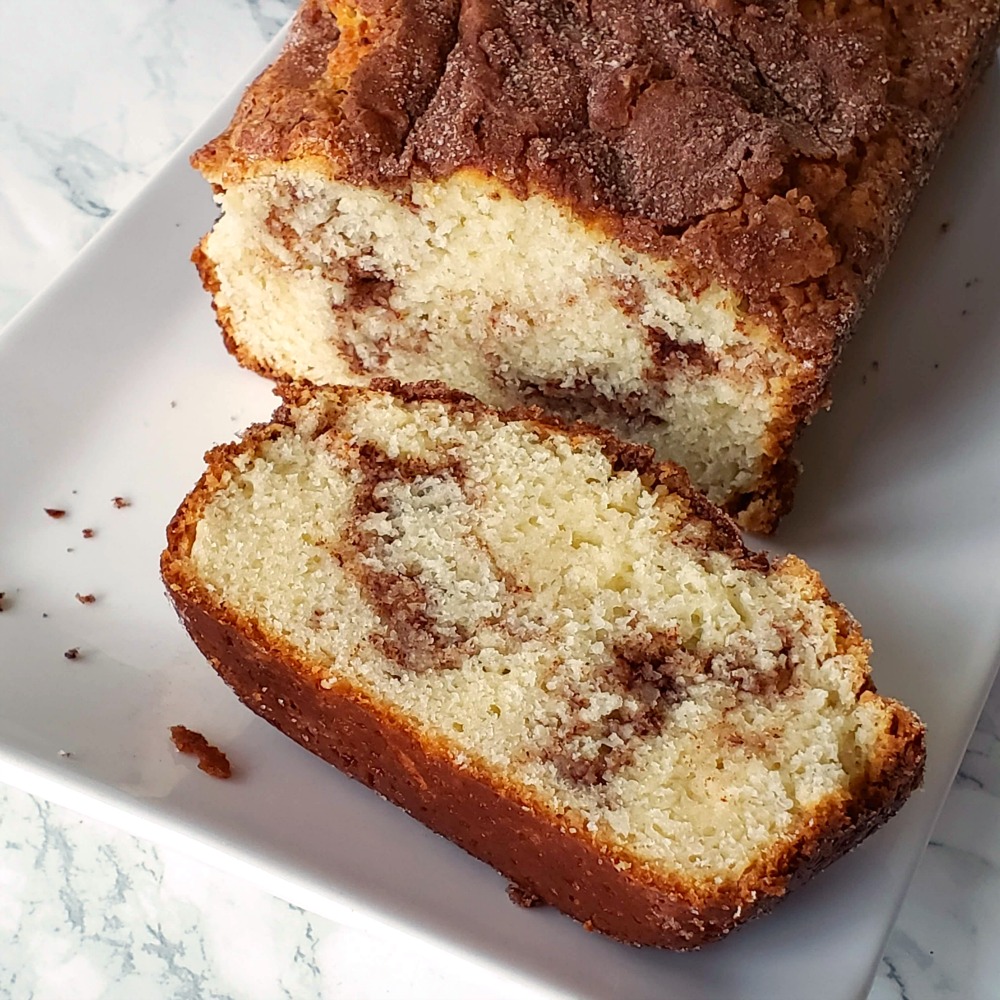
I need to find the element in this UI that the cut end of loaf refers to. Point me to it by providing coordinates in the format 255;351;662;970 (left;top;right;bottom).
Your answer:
193;166;809;531
162;382;924;948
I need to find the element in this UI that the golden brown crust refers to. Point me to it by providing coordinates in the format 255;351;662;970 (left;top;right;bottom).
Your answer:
191;2;346;180
160;382;926;948
728;457;800;534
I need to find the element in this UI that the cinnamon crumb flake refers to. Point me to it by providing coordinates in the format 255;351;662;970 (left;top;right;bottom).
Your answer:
112;497;131;509
64;648;81;660
0;592;5;612
45;508;67;519
170;725;232;779
75;593;96;605
507;882;545;908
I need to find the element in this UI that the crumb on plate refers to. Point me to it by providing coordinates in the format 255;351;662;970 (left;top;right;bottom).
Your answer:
507;883;545;909
170;725;232;779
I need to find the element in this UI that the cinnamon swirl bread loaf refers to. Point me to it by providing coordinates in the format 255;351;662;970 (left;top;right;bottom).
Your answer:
161;381;924;948
191;0;1000;530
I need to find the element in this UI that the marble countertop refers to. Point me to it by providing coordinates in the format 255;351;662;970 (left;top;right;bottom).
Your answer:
1;3;998;997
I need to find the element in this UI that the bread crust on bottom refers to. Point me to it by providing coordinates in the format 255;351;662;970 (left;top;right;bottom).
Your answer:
163;560;924;949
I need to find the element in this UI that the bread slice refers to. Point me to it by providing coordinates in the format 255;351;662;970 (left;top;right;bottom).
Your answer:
191;0;1000;530
161;381;924;948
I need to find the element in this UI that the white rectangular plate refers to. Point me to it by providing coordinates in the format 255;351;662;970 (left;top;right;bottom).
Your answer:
2;35;999;1000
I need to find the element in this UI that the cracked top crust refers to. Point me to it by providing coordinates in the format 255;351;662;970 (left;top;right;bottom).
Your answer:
194;0;1000;362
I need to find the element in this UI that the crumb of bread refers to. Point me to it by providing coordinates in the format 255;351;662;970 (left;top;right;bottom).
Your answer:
170;725;232;779
507;883;545;909
75;593;96;605
64;648;81;660
45;508;67;519
112;497;131;509
83;528;95;539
